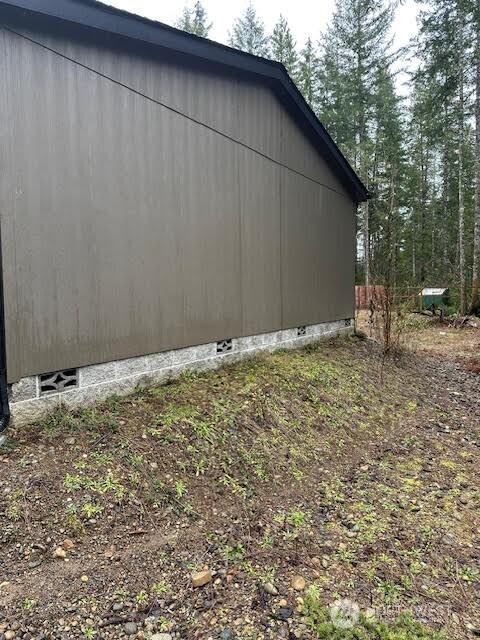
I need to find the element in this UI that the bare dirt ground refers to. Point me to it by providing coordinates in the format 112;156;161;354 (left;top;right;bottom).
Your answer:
1;319;479;640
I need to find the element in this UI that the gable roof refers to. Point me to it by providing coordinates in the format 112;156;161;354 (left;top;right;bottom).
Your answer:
0;0;369;202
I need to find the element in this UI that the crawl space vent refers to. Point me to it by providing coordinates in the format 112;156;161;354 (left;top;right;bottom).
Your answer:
39;369;78;394
297;326;306;337
216;339;233;354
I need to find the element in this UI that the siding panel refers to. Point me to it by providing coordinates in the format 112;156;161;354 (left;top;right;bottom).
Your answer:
238;149;282;336
0;25;356;383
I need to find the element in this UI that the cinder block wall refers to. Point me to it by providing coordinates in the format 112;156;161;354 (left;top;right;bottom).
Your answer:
9;320;353;425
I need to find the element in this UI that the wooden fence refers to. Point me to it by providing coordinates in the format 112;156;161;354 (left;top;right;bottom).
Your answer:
355;285;385;310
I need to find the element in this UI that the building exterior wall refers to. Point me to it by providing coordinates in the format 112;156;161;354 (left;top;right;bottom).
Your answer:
9;319;353;425
0;22;356;385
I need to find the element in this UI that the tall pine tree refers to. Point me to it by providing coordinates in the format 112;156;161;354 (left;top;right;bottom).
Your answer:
269;15;298;78
176;1;212;38
317;0;397;286
471;0;480;312
228;4;269;56
416;0;475;309
296;38;319;108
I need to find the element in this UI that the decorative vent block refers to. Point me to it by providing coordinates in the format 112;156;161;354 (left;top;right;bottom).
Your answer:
39;369;78;394
297;326;307;337
216;339;233;354
344;318;352;327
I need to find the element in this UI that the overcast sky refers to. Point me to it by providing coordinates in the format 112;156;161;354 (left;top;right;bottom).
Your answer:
104;0;421;53
103;0;421;96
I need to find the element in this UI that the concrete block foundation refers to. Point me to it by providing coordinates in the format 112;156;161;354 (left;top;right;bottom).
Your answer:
9;319;353;425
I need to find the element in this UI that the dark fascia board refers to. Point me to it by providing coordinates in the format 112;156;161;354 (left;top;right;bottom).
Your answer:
0;0;369;202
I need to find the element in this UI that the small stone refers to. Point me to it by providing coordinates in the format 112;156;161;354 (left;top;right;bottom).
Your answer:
263;582;278;596
80;575;89;583
291;575;306;591
219;631;234;640
279;599;288;607
191;569;212;587
124;622;137;635
151;635;173;640
53;547;67;559
274;606;294;621
104;545;116;559
5;632;15;640
65;437;76;445
112;603;123;612
62;539;74;550
466;623;480;636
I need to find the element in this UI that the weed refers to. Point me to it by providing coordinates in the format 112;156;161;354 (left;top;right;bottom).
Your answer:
174;479;188;499
135;590;149;605
459;566;479;583
22;598;35;611
92;451;114;465
222;543;246;562
152;580;170;596
5;489;23;522
260;534;274;549
81;503;104;518
219;474;248;498
285;508;309;528
376;579;404;603
64;473;84;492
38;408;79;437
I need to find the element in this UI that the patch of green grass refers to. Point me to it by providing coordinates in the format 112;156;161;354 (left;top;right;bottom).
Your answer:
157;404;201;427
304;590;444;639
38;406;119;438
222;542;246;562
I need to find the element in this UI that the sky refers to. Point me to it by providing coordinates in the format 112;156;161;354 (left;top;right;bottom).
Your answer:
104;0;421;55
103;0;422;96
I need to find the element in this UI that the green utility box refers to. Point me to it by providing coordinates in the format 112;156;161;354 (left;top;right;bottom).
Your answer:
420;287;450;312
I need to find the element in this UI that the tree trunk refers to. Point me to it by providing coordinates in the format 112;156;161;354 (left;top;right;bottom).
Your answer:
363;200;370;286
419;133;427;283
471;2;480;314
442;102;449;279
412;227;416;282
458;4;466;315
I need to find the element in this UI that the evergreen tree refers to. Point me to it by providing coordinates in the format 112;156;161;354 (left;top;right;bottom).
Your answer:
269;15;298;78
317;0;397;286
403;77;440;285
471;0;480;312
416;0;475;309
176;1;212;38
370;64;406;286
228;4;269;56
296;38;319;108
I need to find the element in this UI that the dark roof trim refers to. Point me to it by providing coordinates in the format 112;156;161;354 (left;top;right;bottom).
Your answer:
0;0;369;202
